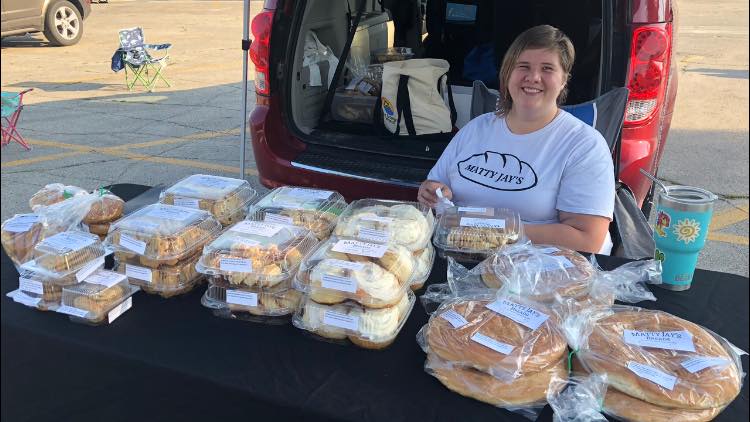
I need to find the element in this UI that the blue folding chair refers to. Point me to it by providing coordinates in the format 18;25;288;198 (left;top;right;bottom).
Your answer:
117;27;171;92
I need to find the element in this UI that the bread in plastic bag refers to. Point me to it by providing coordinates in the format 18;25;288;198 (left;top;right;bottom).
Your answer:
29;183;88;211
563;305;745;411
547;374;609;422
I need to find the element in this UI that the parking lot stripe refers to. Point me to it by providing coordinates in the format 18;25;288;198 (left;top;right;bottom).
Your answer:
1;151;86;168
710;204;749;231
707;232;749;246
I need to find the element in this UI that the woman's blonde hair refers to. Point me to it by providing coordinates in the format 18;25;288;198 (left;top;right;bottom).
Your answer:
496;25;575;117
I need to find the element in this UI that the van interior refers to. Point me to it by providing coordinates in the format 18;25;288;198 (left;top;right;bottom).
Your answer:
283;0;610;185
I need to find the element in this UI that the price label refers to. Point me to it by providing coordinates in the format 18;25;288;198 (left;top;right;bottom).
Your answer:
146;206;200;221
627;361;677;390
264;213;294;225
471;333;514;355
107;297;133;323
440;309;469;328
75;256;106;282
321;274;358;293
458;207;488;214
57;305;90;318
119;233;146;254
125;264;153;283
173;197;200;209
681;356;730;374
360;215;394;224
486;299;549;330
85;269;126;288
13;291;41;307
541;256;575;272
286;188;333;200
357;227;390;243
191;175;236;190
325;259;365;271
43;232;95;252
19;277;44;295
229;221;283;237
459;217;505;229
226;290;258;307
220;258;253;273
323;310;359;331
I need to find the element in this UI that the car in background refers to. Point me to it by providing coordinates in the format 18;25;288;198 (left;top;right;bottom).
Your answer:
1;0;92;46
248;0;678;216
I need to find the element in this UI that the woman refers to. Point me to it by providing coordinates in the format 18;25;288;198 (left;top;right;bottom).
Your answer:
418;25;615;254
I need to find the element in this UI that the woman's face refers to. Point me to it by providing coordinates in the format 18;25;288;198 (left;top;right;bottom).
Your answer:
507;48;567;114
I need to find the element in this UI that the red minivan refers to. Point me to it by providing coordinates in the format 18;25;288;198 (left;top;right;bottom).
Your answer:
249;0;677;216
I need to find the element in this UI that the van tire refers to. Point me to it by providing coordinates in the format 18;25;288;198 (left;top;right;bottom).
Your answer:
43;1;83;46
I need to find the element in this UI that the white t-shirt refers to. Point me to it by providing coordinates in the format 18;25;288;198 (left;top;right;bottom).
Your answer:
428;111;615;224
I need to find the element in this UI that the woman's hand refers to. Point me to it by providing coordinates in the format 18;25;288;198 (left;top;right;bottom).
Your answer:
418;180;453;208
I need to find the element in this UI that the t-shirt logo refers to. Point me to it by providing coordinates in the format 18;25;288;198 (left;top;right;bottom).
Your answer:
457;151;538;191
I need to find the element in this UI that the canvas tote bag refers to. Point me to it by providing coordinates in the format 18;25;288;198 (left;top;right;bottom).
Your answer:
381;59;456;136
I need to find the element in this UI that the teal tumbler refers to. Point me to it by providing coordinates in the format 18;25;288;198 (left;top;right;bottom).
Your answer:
653;186;717;290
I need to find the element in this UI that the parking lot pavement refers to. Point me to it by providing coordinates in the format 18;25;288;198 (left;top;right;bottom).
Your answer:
1;1;747;276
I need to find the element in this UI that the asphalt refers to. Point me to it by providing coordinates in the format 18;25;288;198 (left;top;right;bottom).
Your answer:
1;0;747;276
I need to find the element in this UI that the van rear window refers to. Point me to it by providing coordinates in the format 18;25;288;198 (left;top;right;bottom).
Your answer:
445;2;477;24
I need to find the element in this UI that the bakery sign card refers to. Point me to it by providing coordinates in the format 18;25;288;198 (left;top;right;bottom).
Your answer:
623;330;696;352
486;299;549;330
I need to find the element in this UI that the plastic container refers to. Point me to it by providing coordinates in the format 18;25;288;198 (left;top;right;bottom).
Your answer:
249;186;346;240
115;252;204;298
433;207;523;262
106;204;222;265
371;47;414;63
292;290;415;349
20;231;108;279
202;281;302;324
1;213;49;268
160;174;258;226
57;270;139;325
334;199;435;251
365;64;383;82
411;243;435;291
331;90;379;124
295;236;416;308
196;220;319;289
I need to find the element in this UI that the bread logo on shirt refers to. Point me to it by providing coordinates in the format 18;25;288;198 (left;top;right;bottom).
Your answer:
457;151;538;191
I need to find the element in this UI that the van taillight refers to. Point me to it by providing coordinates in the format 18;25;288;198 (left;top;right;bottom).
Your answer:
624;24;672;124
249;10;275;96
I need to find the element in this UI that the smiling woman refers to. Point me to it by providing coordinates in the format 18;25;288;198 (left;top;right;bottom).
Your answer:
418;25;615;254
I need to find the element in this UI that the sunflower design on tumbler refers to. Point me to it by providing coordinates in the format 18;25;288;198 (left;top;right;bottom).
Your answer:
673;218;701;244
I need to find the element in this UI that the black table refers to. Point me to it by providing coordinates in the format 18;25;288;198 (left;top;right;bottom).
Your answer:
2;184;748;422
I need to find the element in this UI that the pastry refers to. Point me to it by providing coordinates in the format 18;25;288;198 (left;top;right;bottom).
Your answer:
244;289;302;316
579;309;742;409
69;283;127;320
88;222;111;236
84;193;124;224
32;232;102;274
375;243;415;285
334;202;432;251
572;359;724;422
1;215;50;267
307;259;402;308
410;245;434;291
117;251;203;297
427;354;567;407
348;292;411;349
425;297;567;378
160;174;255;226
275;208;338;240
298;300;351;340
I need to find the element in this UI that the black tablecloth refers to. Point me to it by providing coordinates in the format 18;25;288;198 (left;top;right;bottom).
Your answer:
2;184;748;422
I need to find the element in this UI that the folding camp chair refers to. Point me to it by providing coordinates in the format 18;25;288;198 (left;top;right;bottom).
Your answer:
118;27;171;92
1;89;34;151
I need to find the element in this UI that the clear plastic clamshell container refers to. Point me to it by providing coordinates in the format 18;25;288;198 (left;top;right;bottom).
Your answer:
1;213;49;268
20;231;108;279
334;199;435;251
295;236;416;308
196;220;319;290
433;207;523;262
249;186;346;240
9;261;102;311
106;204;222;264
292;290;415;349
115;251;204;298
159;174;258;226
57;269;138;325
202;281;302;324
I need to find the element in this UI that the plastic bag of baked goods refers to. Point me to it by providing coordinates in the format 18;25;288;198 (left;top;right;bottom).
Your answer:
424;351;566;419
196;220;318;290
295;236;416;308
564;305;746;420
35;191;100;232
547;374;608;422
83;188;124;240
2;213;50;268
160;174;258;226
433;206;523;263
57;269;139;325
248;186;346;240
29;183;88;211
417;290;568;382
292;290;415;349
